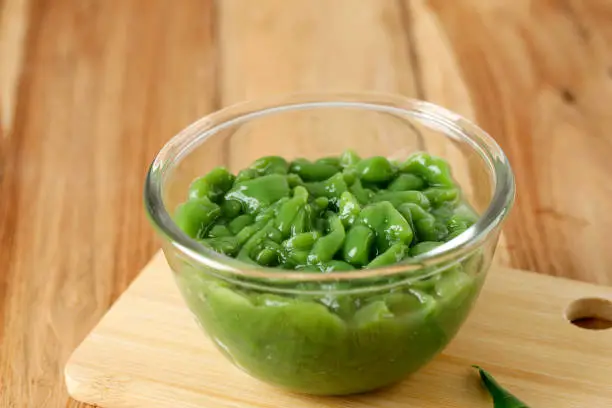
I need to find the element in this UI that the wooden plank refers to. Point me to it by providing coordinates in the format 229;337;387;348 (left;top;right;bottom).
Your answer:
0;1;218;407
0;0;29;136
427;0;612;283
65;252;612;407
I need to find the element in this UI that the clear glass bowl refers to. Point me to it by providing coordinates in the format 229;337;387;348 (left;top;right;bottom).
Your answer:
144;93;515;396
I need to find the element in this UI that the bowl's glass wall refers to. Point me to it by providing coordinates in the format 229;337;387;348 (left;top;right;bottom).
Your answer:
155;101;505;395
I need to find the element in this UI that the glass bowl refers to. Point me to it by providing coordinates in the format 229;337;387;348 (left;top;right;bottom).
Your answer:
144;92;515;396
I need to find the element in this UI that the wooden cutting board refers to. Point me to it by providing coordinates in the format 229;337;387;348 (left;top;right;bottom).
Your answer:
65;252;612;407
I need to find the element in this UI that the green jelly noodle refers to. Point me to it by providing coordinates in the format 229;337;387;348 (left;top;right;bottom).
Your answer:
172;150;486;395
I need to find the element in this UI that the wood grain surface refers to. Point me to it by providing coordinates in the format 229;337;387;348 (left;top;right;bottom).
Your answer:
1;0;611;407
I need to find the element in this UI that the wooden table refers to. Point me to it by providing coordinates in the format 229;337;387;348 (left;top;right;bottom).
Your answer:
1;1;611;407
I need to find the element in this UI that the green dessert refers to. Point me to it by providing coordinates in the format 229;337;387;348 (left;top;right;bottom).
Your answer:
170;151;485;395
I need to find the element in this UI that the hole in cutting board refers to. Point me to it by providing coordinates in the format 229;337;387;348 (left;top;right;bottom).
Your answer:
565;298;612;330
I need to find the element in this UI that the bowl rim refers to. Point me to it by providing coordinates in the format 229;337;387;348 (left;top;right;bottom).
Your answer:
144;91;515;282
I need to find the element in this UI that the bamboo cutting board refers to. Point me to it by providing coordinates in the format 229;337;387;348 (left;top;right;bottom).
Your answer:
65;252;612;407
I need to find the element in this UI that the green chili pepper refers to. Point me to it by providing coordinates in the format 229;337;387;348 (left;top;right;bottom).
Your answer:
228;214;254;234
307;212;346;264
418;218;449;242
225;174;290;214
249;156;289;175
200;236;239;257
287;173;304;188
274;186;309;237
188;167;235;203
234;168;259;184
339;149;361;168
361;180;382;192
355;156;396;183
304;172;348;205
387;173;425;191
220;199;242;219
410;241;443;256
338;191;361;227
446;212;476;240
290;204;314;236
397;203;447;242
372;190;431;210
319;260;356;272
207;224;232;238
266;227;283;243
315;157;341;167
367;243;409;268
400;152;455;187
348;179;374;205
341;167;358;185
254;247;279;266
342;225;374;267
295;264;321;272
313;217;327;234
357;201;413;252
253;240;282;266
282;249;310;268
473;366;531;408
254;196;289;222
235;217;273;245
174;197;221;239
290;158;340;181
188;167;236;203
312;196;329;212
353;301;393;326
237;220;275;263
447;214;470;234
448;206;477;232
282;231;320;251
423;187;459;207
